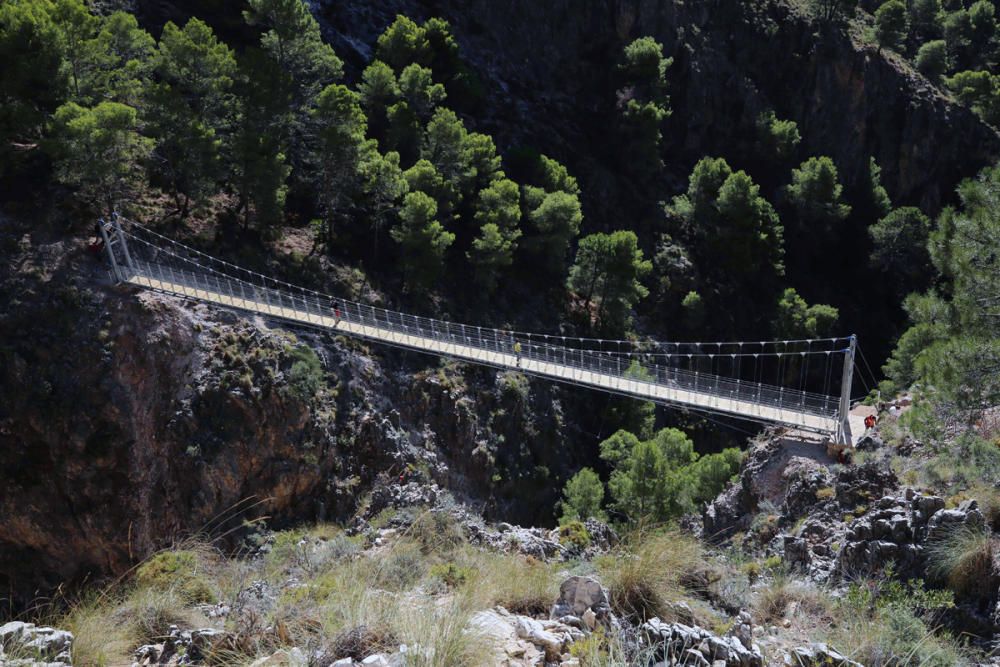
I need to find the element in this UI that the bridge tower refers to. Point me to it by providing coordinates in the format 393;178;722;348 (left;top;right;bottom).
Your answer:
835;334;857;447
96;214;135;283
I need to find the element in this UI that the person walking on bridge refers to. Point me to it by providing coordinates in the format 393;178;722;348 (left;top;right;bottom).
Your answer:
513;340;522;368
332;300;342;322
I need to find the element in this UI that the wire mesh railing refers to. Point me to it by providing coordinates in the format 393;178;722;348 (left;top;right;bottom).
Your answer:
101;216;846;433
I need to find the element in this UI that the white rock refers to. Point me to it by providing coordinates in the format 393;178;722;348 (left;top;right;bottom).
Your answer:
361;654;389;667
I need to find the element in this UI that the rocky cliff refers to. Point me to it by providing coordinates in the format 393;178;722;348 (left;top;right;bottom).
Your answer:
0;216;575;605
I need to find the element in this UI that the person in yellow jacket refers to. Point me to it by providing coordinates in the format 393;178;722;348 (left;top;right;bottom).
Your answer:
513;340;522;367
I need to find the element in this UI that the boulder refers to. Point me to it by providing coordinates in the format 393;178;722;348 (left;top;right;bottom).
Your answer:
550;576;609;619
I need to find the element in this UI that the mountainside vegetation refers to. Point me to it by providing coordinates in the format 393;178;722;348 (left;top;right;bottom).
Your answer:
6;0;1000;663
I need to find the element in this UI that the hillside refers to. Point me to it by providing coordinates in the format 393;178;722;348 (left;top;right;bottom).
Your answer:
4;0;1000;664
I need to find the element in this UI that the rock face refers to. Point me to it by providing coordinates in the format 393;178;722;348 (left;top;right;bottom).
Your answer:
0;223;571;606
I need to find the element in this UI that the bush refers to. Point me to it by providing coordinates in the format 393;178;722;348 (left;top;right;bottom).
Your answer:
409;509;465;554
373;540;426;591
557;520;591;550
831;571;965;666
429;562;472;589
916;40;948;81
134;550;215;604
286;345;325;399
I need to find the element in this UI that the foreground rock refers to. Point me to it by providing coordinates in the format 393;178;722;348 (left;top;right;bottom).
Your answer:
641;616;764;666
0;621;73;666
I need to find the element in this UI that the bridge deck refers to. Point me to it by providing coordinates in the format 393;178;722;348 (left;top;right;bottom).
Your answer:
127;270;840;435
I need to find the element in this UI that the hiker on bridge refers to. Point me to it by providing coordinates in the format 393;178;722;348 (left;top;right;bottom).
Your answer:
864;413;877;430
513;340;522;368
332;300;342;321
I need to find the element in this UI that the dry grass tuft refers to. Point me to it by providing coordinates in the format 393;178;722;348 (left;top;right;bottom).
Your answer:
925;523;996;599
596;528;703;622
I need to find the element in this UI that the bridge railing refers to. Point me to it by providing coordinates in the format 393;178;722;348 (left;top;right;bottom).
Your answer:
113;219;842;429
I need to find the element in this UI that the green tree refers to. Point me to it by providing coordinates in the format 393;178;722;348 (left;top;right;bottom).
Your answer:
860;157;893;222
358;60;398;142
916;40;948;81
422;107;472;189
947;70;1000;125
869;206;933;290
361;148;408;257
525;190;583;274
0;0;67;156
376;15;431;72
312;84;370;246
944;9;974;69
242;0;343;204
756;110;801;163
600;427;741;523
969;0;997;52
468;177;522;292
617;36;671;172
785;156;851;229
559;468;606;522
670;158;785;291
50;101;153;214
910;0;943;42
464;132;502;193
404;158;456;217
398;63;445;121
147;18;236;216
91;11;155;105
391;190;454;291
232;49;291;229
567;230;652;333
773;287;839;338
50;0;101;103
243;0;342;100
875;0;908;51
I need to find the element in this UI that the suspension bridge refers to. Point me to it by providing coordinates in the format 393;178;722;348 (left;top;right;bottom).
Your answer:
97;216;863;445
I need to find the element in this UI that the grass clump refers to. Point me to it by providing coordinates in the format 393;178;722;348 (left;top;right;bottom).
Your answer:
753;574;832;626
470;551;559;616
925;523;996;599
134;549;216;604
596;528;703;622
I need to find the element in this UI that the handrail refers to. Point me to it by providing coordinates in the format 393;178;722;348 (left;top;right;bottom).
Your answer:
99;217;849;436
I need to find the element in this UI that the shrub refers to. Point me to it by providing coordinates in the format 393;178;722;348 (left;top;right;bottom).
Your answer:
831;571;965;666
557;520;591;550
286;345;325;399
409;510;465;554
134;549;215;604
373;540;426;591
429;562;472;589
815;486;836;501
